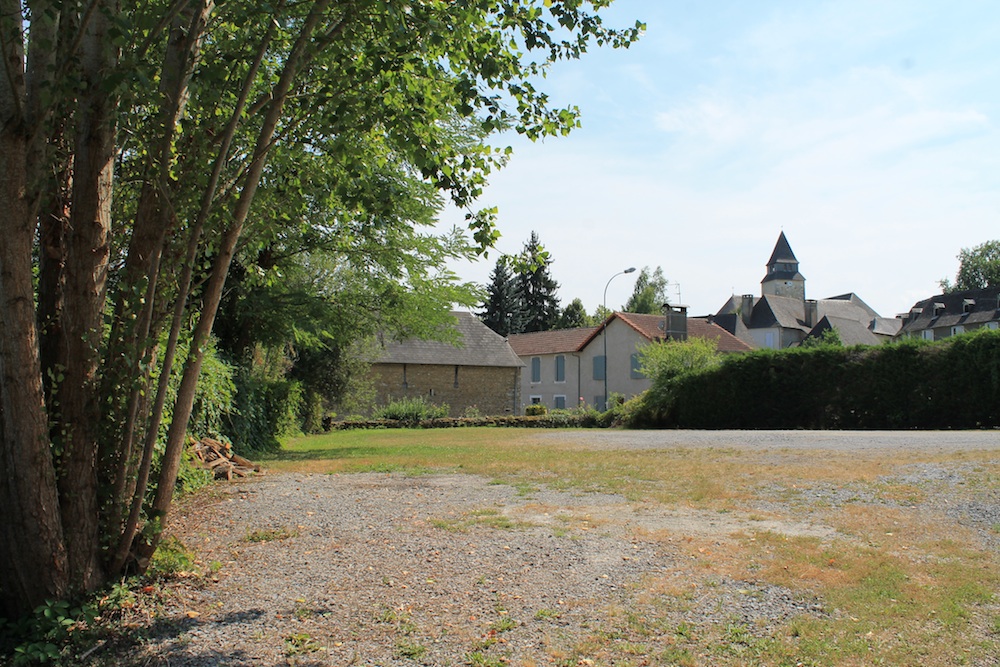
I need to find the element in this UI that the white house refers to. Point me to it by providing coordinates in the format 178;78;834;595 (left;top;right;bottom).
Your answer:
507;309;751;412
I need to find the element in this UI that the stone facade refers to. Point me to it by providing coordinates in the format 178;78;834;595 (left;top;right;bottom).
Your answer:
372;363;520;417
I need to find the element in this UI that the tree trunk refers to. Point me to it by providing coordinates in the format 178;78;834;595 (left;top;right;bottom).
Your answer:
0;0;71;621
54;0;118;594
100;0;214;550
136;0;333;565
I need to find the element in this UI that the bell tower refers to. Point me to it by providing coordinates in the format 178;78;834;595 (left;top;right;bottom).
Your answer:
761;232;805;301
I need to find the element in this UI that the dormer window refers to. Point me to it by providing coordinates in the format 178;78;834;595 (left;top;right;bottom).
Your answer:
933;303;946;317
963;299;975;314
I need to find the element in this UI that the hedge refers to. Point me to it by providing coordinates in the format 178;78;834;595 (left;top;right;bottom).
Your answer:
651;330;1000;430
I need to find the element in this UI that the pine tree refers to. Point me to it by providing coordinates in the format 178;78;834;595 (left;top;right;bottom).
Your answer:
516;231;561;332
479;258;524;336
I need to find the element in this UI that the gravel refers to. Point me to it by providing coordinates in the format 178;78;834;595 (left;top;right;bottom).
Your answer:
121;430;999;666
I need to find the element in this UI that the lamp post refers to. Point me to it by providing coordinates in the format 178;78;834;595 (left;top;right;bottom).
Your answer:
602;267;636;410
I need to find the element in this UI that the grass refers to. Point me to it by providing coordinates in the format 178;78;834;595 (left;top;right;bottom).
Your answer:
269;427;1000;666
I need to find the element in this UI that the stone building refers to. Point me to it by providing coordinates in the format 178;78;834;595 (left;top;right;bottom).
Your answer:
370;312;523;417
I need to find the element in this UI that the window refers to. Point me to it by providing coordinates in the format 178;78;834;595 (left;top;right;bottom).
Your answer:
987;322;999;331
555;355;566;382
764;332;776;349
530;395;542;405
922;329;935;341
630;353;644;379
951;325;965;336
530;357;541;383
593;355;606;381
554;395;567;410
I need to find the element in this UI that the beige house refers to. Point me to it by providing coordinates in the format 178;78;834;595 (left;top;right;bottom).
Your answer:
508;309;751;412
371;312;523;417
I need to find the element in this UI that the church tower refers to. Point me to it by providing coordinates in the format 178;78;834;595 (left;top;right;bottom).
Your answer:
761;231;805;301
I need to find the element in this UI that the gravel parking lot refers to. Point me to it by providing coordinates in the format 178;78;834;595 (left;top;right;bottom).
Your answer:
125;430;999;666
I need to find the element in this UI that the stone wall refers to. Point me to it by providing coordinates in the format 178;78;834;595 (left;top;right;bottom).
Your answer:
371;363;521;417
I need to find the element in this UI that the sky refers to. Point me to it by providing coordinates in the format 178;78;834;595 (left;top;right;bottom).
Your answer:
439;0;1000;318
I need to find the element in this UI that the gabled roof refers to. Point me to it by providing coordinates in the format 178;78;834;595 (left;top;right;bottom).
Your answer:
809;315;882;347
599;312;753;353
507;326;597;356
752;295;807;330
897;287;1000;335
377;312;523;367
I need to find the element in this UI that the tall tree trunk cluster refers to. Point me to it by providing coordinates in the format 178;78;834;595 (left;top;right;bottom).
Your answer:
0;0;337;619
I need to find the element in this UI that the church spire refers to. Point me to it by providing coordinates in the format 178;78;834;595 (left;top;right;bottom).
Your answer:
761;232;805;300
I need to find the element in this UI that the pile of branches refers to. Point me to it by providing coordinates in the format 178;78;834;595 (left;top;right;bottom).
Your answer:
188;437;260;480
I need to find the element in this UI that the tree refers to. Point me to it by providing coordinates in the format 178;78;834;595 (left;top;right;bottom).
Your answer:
479;258;524;336
0;0;643;619
555;298;593;329
940;241;1000;292
515;231;561;332
638;337;721;409
623;266;670;314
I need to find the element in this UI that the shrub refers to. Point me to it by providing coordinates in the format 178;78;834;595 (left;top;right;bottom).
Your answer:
373;397;449;422
524;403;548;416
638;329;1000;430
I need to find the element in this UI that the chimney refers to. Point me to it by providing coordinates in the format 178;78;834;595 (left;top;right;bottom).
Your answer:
805;299;818;328
740;294;754;326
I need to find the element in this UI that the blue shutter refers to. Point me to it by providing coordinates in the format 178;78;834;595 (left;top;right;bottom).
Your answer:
531;357;541;382
554;395;566;409
593;355;606;381
555;355;566;382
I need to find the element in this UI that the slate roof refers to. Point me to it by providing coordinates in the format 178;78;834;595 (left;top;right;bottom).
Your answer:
716;292;893;343
507;326;597;356
377;312;523;367
763;231;805;283
808;315;882;346
897;287;1000;335
767;231;799;265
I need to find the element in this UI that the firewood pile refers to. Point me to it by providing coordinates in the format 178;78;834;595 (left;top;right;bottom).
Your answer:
189;437;260;480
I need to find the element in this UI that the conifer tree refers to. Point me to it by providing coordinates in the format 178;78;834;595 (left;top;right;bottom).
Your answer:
516;231;561;332
479;258;524;336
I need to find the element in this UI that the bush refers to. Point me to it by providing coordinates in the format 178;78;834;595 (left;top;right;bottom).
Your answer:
524;403;548;416
373;397;449;423
635;329;1000;430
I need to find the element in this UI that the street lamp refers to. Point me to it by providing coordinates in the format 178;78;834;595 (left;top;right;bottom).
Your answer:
602;267;636;410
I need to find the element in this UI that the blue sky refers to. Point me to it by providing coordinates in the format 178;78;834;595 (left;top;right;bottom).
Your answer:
441;0;1000;318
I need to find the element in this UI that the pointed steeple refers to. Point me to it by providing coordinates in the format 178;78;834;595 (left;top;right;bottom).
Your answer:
761;232;805;300
767;231;798;267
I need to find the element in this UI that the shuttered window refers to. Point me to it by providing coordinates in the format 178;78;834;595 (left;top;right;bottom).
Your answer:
593;356;606;381
555;355;566;382
531;357;541;383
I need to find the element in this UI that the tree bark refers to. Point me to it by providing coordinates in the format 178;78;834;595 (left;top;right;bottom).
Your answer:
54;0;118;594
0;1;68;619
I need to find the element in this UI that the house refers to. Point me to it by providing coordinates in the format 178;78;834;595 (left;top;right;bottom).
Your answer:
896;287;1000;341
508;307;751;412
714;232;900;348
371;312;523;416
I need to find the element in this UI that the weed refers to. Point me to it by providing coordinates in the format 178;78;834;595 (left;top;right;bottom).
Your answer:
534;608;560;620
285;632;322;656
149;535;195;576
394;639;426;659
245;526;297;542
465;650;506;666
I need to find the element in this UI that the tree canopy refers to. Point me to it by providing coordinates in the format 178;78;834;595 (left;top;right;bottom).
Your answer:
941;240;1000;292
623;266;670;314
0;0;642;620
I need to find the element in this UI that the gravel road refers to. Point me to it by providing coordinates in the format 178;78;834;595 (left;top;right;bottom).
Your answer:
123;430;999;666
